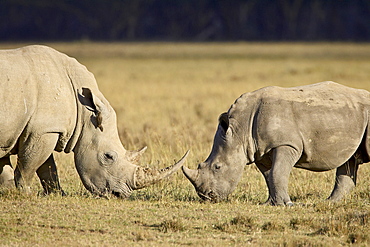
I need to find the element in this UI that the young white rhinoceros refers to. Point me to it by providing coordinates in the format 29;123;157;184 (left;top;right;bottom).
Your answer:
183;82;370;205
0;45;188;198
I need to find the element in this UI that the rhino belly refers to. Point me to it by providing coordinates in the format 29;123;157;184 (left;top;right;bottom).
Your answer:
295;126;364;171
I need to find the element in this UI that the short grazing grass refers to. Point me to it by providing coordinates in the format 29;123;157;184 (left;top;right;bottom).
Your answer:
2;192;370;246
1;42;370;246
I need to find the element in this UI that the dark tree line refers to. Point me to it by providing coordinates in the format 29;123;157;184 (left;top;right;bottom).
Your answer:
1;0;369;41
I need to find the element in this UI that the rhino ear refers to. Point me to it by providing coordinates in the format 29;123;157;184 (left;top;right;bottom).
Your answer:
78;87;109;131
218;112;229;132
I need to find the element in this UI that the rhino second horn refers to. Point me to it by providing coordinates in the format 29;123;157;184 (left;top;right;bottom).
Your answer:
182;165;199;187
126;146;147;164
133;150;190;189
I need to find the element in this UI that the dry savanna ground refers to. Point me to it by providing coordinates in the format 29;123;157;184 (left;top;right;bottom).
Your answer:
1;42;370;246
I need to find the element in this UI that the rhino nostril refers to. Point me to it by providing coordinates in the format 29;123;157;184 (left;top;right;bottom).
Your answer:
197;191;211;201
208;190;217;199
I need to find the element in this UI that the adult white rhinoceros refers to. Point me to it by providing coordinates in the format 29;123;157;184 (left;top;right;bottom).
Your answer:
183;82;370;205
0;45;188;198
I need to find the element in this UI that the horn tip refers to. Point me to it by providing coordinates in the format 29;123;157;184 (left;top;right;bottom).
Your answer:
176;150;190;165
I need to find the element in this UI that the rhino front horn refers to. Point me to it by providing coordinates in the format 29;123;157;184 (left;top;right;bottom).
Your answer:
133;150;190;189
182;165;198;187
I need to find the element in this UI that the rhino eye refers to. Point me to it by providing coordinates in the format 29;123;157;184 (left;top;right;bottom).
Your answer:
105;153;114;160
213;163;222;170
101;151;117;165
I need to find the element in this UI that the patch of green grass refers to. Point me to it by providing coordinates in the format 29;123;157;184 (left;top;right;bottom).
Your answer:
213;214;256;233
157;218;186;233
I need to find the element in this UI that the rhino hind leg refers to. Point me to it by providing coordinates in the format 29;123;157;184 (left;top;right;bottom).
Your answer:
268;146;300;206
0;157;15;188
327;157;359;202
36;154;65;195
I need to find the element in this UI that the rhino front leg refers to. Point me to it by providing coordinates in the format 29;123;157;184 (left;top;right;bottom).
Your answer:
0;157;15;188
36;154;65;195
15;133;59;193
255;162;273;205
269;146;300;206
327;157;358;202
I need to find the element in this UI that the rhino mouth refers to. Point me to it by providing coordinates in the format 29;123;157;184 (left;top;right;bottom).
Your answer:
197;190;219;202
95;190;130;199
109;185;133;199
111;191;122;198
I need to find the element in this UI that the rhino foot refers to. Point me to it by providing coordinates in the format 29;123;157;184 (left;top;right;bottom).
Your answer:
38;189;66;197
261;197;294;206
285;201;294;207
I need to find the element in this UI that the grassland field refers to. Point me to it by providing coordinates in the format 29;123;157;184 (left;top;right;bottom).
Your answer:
1;42;370;246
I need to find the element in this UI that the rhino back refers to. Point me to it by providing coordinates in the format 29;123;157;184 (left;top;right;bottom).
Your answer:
230;82;370;171
0;45;80;156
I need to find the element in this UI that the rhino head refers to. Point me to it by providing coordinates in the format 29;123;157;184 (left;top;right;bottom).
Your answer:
72;87;188;198
182;112;247;202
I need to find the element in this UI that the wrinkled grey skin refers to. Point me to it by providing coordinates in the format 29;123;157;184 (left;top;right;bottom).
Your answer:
183;82;370;205
0;45;188;198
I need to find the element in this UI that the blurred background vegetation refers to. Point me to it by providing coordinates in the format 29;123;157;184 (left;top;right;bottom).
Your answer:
1;0;369;42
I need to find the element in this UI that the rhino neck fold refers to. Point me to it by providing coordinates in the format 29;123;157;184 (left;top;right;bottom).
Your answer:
234;100;259;165
63;74;84;153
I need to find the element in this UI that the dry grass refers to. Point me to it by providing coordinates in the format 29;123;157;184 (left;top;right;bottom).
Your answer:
1;42;370;246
